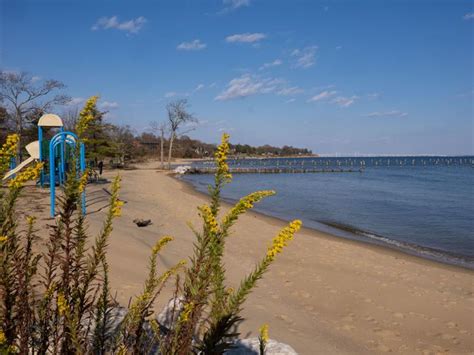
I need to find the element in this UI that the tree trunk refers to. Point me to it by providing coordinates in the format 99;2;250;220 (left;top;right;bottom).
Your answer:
160;130;165;169
167;133;175;170
15;109;22;162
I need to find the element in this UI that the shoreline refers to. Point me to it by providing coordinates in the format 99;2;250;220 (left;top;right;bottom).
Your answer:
176;174;474;271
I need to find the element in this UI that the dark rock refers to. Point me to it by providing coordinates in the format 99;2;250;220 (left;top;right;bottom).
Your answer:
133;219;152;227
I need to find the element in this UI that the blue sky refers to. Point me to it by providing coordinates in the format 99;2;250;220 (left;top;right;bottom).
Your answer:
1;0;472;155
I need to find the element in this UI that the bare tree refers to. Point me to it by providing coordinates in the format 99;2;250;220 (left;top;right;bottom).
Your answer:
150;121;168;169
62;106;80;132
166;99;197;169
0;71;70;159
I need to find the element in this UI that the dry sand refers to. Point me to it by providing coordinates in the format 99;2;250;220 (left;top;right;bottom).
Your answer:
16;162;474;354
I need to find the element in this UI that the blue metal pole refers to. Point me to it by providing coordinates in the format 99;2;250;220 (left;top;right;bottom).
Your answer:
60;136;65;185
38;127;44;187
80;143;86;215
50;139;55;217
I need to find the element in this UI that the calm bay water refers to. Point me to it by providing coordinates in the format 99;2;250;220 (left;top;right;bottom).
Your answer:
182;157;474;268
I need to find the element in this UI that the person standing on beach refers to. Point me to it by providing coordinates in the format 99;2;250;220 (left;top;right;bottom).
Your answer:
98;160;104;176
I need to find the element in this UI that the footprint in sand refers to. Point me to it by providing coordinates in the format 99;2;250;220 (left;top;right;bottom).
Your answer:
446;321;457;329
373;328;401;339
392;312;405;319
341;324;355;331
300;291;311;298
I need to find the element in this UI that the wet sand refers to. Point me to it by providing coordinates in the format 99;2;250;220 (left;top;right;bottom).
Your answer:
17;162;474;354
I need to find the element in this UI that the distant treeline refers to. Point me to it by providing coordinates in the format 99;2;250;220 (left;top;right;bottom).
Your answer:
138;133;313;159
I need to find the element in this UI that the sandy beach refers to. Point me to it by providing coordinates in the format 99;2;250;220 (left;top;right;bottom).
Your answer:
17;161;474;354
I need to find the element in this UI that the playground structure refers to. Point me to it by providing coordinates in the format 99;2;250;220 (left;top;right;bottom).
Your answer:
2;114;86;217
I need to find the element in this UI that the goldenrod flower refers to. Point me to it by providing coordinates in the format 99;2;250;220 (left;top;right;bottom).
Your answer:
259;323;269;344
215;133;232;182
198;204;219;234
266;220;302;261
222;190;275;227
78;171;89;193
152;236;173;254
179;301;194;323
111;200;124;217
76;95;99;138
0;134;20;172
57;293;68;316
0;330;5;344
8;162;44;189
0;236;7;243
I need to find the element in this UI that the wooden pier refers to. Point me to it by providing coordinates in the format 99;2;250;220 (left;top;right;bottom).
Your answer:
184;167;363;174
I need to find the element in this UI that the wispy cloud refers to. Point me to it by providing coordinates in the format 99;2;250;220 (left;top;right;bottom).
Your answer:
226;32;267;43
285;98;296;103
307;90;337;102
277;86;304;96
220;0;250;13
363;110;408;118
99;101;119;110
367;92;381;100
259;59;283;70
463;13;474;20
92;16;147;34
177;39;207;51
193;84;205;92
215;74;283;101
332;95;359;107
291;46;317;69
66;97;85;106
31;76;41;83
164;92;179;98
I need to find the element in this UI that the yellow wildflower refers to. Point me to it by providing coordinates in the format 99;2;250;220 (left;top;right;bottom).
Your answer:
0;134;20;171
57;293;68;316
76;95;99;138
0;330;5;344
111;200;124;217
0;236;7;243
222;190;275;227
8;162;44;189
215;133;232;182
266;220;302;261
259;323;269;344
198;204;219;234
179;302;194;323
78;171;89;193
152;236;174;254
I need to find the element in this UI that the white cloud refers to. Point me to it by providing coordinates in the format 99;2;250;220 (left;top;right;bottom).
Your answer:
336;45;343;50
215;74;283;101
364;110;408;118
367;92;381;100
259;59;283;70
164;92;178;98
226;33;267;43
285;98;296;103
66;97;85;106
291;46;317;69
220;0;250;13
277;86;304;96
92;16;147;34
308;90;337;102
177;39;207;51
194;84;205;92
332;95;359;107
463;13;474;20
99;101;119;110
31;76;41;83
